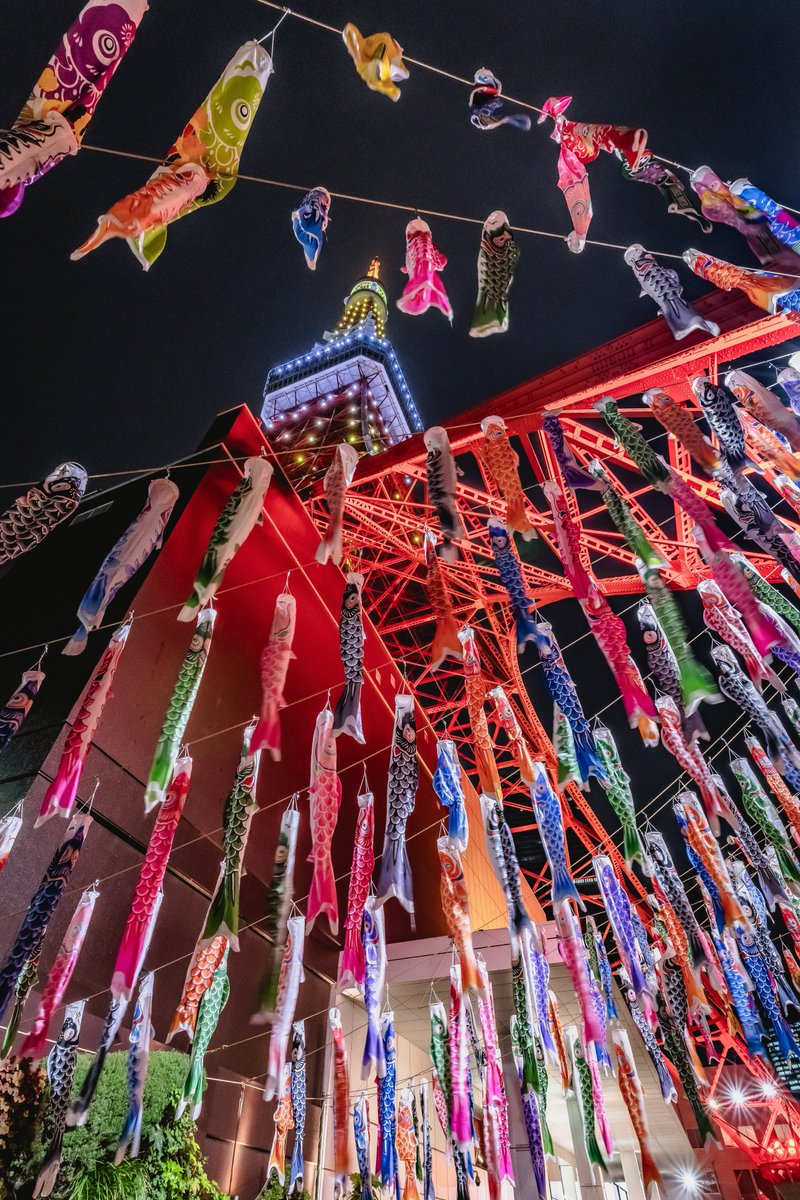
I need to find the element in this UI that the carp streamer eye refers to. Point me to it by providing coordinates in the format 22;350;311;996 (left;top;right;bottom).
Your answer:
232;100;251;131
93;31;120;65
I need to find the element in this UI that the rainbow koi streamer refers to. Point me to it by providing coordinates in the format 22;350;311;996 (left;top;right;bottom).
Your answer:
267;1064;294;1185
289;1021;306;1194
252;590;297;758
175;949;230;1121
529;760;580;908
0;666;45;753
449;966;472;1155
316;443;359;566
432;738;468;851
306;703;342;933
381;1011;399;1196
459;626;502;799
144;606;215;811
0;807;23;875
545;481;657;743
65;478;178;655
115;971;154;1163
361;897;387;1079
0;0;147;218
0;812;91;1025
20;882;99;1060
113;754;191;1001
333;572;366;743
339;788;374;991
73;42;272;265
180;459;272;619
254;801;300;1021
263;916;305;1100
204;720;261;948
555;900;604;1051
398;1089;420;1200
37;618;130;825
354;1092;372;1200
376;693;418;920
32;999;86;1198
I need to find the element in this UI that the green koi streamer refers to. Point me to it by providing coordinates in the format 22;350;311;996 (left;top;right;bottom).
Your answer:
573;1039;608;1173
176;950;230;1121
553;704;581;790
732;553;800;637
511;946;537;1093
533;1033;554;1158
1;955;38;1056
595;398;671;489
731;758;800;885
594;727;645;868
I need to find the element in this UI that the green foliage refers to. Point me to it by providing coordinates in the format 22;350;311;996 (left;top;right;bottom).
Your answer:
256;1179;313;1200
23;1049;224;1200
348;1172;380;1200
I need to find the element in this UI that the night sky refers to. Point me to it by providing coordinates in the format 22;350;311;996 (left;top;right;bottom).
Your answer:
4;0;800;487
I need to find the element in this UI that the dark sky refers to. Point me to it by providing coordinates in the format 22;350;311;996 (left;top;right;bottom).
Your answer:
4;0;800;486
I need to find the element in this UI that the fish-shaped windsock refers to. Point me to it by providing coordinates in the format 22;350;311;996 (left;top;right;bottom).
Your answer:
543;414;600;490
342;24;408;100
0;0;147;219
68;994;128;1126
674;790;748;929
0;463;87;566
683;248;800;317
480;417;537;538
252;589;296;757
333;572;366;743
291;187;331;270
656;694;732;832
381;1012;400;1195
698;579;782;692
459;626;502;800
469;69;531;132
0;807;23;875
730;757;800;889
642;387;720;475
690;166;797;270
487;518;539;649
690;376;750;473
593;855;653;1018
625;154;711;232
612;1029;664;1199
254;802;299;1021
397;220;454;323
538;95;648;253
448;966;472;1155
73;42;272;265
37;617;130;826
419;1080;435;1200
747;734;800;847
438;837;480;992
529;761;580;908
397;1088;420;1200
168;925;228;1042
594;727;645;868
489;683;534;784
112;755;191;1002
730;179;800;249
424;529;462;669
175;951;230;1121
144;606;215;811
316;443;359;566
263;916;305;1100
180;457;272;620
624;244;719;340
329;1008;353;1198
20;883;98;1062
726;369;800;452
354;1092;372;1200
289;1021;306;1193
425;427;463;561
339;789;375;991
65;478;178;655
114;971;154;1164
568;1027;608;1175
204;720;261;949
531;620;605;786
33;999;86;1198
555;901;604;1051
779;367;800;417
693;529;783;660
267;1063;294;1185
361;896;387;1079
432;738;468;851
375;694;418;920
306;704;342;934
0;667;46;755
713;642;796;769
470;212;520;337
0;813;92;1026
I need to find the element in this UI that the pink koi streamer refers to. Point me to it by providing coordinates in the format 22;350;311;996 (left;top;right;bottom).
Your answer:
316;443;359;566
692;525;782;658
37;617;131;826
252;590;296;758
396;218;453;322
477;959;514;1192
111;755;191;1000
330;1007;352;1197
556;901;604;1050
20;882;99;1059
656;696;733;833
306;704;342;935
545;482;658;744
488;685;534;785
449;965;472;1155
589;1056;613;1157
0;808;23;873
263;915;305;1100
339;787;375;991
698;579;781;692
